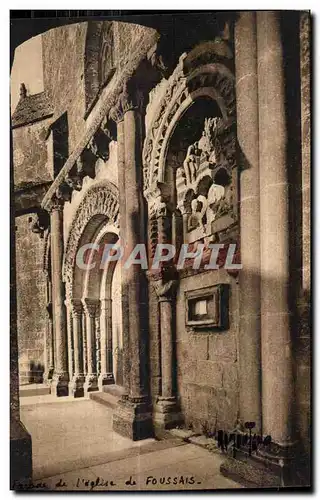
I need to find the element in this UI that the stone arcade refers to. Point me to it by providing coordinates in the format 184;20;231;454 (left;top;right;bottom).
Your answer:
11;12;310;487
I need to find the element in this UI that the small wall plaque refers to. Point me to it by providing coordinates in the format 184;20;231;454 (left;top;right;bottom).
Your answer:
185;284;229;330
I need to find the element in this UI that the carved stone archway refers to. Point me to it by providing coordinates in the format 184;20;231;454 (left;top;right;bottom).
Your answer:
63;180;119;301
143;40;236;202
141;40;237;429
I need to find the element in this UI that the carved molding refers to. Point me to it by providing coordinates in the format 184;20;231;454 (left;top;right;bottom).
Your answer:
143;42;236;197
63;181;120;296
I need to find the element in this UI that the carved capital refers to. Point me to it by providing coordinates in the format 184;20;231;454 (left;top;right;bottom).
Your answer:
121;82;144;114
70;298;83;317
47;195;64;213
82;298;100;318
152;279;177;302
109;101;124;124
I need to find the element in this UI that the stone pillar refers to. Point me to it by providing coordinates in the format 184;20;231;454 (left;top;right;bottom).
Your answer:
112;83;153;440
82;298;100;392
69;299;85;397
65;302;74;383
257;12;294;448
151;199;182;428
98;298;114;389
235;12;262;431
153;278;183;428
44;303;54;383
110;101;130;394
49;198;69;396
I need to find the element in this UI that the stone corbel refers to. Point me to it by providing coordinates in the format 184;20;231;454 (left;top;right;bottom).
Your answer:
29;209;50;238
65;170;83;192
55;182;73;203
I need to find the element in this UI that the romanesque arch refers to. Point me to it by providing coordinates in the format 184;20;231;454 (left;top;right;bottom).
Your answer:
142;40;238;264
63;180;119;301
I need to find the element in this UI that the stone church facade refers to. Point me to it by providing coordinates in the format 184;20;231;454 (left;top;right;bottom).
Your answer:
11;12;310;485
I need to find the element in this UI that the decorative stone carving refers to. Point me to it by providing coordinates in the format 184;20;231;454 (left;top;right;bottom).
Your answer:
121;81;144;114
63;181;120;297
143;43;236;195
152;279;177;302
47;195;64;213
175;115;236;244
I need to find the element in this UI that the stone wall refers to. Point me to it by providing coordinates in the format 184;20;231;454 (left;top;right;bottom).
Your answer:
42;23;87;154
13;118;53;189
176;269;239;434
15;214;47;384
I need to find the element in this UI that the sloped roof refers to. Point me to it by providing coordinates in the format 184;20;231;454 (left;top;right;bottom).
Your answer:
11;88;54;129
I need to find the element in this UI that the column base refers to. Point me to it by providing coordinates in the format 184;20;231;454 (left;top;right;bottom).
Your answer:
113;396;154;441
98;372;115;390
51;372;69;397
10;419;32;490
153;396;183;430
43;367;54;385
220;440;310;487
69;375;85;398
84;374;98;393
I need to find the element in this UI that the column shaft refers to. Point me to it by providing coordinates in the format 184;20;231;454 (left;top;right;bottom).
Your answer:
112;88;153;441
99;298;114;388
83;299;99;392
69;299;85;397
50;204;69;396
160;298;173;398
235;11;262;431
257;11;294;446
123;108;147;399
117;119;130;393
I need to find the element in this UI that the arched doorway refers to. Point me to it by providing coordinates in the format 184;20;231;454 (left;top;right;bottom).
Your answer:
142;42;239;431
63;181;124;396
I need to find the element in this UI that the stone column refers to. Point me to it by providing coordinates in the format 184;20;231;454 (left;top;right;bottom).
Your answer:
98;297;114;389
65;302;74;383
235;12;262;431
82;298;100;392
153;278;183;428
44;303;54;383
112;83;153;440
49;198;69;396
257;12;294;448
69;299;85;397
151;199;182;428
109;102;130;393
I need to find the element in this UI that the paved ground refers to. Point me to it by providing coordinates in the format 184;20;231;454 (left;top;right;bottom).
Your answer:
20;395;243;491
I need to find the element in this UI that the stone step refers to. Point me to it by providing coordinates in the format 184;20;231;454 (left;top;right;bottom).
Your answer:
19;384;51;398
102;384;126;398
89;391;120;409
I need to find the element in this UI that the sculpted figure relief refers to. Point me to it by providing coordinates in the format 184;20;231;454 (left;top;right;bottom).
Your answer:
176;115;235;241
187;195;207;232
